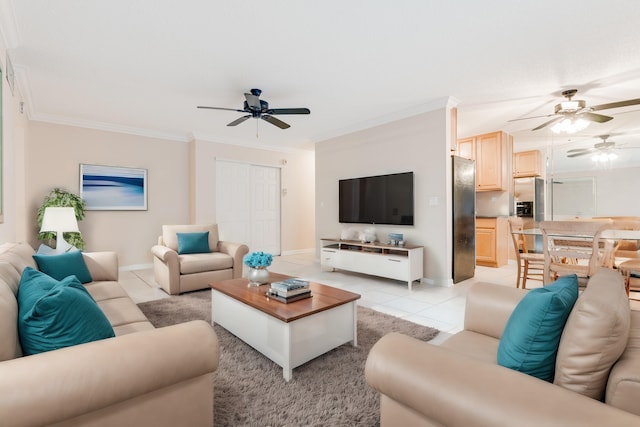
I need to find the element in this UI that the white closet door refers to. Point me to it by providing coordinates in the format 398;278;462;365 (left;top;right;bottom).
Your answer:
215;160;281;255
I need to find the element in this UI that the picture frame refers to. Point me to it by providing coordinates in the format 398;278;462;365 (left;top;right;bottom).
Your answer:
80;164;148;211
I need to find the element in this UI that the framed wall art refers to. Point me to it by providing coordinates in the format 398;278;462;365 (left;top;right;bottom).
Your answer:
80;164;148;211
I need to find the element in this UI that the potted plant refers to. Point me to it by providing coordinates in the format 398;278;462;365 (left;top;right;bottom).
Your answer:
37;188;87;250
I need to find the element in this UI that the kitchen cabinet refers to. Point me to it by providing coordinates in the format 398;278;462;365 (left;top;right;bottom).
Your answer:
513;150;541;177
476;217;508;267
457;131;512;191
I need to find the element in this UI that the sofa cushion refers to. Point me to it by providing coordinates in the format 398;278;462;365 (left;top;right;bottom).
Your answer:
497;274;579;382
162;224;219;253
178;252;234;275
177;232;210;254
554;268;630;400
17;267;115;355
0;242;38;274
0;262;23;361
33;251;93;284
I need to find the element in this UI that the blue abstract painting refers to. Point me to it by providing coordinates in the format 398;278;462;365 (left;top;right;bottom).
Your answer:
80;164;147;210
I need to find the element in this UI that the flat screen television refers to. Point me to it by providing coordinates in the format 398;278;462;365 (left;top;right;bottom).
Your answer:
339;172;414;225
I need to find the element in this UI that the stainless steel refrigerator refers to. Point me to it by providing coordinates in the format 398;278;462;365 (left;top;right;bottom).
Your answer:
452;156;476;283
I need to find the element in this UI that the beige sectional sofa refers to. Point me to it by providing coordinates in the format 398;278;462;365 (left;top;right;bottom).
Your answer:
0;242;219;427
366;268;640;426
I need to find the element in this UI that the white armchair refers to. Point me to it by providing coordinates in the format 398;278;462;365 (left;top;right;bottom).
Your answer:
151;224;249;295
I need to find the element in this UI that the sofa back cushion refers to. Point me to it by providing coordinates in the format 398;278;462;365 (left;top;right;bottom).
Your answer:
162;224;219;253
0;262;23;360
554;268;630;400
0;242;37;274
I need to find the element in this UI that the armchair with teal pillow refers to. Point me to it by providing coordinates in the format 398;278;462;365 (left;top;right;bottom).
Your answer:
151;224;249;295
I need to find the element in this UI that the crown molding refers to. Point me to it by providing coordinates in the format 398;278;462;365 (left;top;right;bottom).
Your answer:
30;112;193;143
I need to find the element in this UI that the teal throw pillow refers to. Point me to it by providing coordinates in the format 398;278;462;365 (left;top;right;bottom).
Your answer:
33;250;93;284
17;267;115;355
497;274;579;382
177;231;210;254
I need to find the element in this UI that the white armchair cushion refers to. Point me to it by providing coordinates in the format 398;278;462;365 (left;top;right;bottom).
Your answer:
178;253;233;275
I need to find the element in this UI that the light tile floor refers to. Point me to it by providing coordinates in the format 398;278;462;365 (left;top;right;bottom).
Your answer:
121;253;529;343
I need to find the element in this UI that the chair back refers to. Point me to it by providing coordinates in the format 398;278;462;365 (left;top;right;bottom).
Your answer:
508;217;530;254
540;220;612;285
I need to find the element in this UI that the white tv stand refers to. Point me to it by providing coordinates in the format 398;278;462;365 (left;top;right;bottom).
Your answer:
320;239;424;290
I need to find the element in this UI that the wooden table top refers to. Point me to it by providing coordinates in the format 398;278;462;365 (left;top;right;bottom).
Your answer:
210;272;361;323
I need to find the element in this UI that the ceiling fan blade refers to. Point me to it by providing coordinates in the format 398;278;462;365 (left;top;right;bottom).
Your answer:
590;98;640;112
227;115;251;127
566;148;593;154
532;116;563;131
244;93;262;110
197;106;245;112
266;108;311;115
567;151;594;158
579;112;613;123
507;113;555;123
261;115;290;129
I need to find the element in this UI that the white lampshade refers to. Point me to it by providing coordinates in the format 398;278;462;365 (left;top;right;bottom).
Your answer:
40;207;80;252
40;207;80;233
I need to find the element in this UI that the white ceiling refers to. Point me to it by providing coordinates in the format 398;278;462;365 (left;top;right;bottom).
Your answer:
3;1;640;170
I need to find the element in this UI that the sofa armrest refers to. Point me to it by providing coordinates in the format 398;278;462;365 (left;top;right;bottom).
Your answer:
0;320;218;427
464;282;526;339
82;251;118;281
218;241;250;278
365;333;640;427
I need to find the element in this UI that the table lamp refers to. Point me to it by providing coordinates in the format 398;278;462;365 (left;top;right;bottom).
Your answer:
40;207;80;252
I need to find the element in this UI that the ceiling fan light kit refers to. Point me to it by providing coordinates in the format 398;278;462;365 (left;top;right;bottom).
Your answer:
551;117;590;134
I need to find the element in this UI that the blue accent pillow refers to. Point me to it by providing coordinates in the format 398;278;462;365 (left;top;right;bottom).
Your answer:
177;231;210;254
33;250;93;284
17;267;115;355
497;274;579;382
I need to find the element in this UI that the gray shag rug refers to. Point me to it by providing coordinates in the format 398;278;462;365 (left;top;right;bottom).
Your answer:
138;289;439;426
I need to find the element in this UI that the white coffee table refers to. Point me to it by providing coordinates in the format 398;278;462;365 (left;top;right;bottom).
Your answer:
210;273;361;381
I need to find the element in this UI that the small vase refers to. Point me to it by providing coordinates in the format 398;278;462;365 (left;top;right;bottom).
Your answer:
248;267;270;286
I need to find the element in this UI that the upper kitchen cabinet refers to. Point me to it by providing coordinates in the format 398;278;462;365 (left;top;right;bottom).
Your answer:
513;150;541;177
457;131;512;191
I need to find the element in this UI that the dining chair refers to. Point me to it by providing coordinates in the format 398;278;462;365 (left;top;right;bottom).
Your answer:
609;219;640;294
508;217;544;289
540;220;613;286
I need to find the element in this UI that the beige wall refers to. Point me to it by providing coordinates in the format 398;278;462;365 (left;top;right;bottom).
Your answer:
0;37;29;245
25;122;190;267
191;139;316;254
315;102;455;285
20;123;316;267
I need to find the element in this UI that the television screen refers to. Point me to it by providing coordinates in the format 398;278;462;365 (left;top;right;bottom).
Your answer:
339;172;414;225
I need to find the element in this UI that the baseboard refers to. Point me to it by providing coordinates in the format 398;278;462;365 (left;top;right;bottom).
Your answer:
120;263;153;271
279;248;314;256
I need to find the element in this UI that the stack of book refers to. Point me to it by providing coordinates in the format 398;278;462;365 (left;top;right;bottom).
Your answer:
267;278;311;303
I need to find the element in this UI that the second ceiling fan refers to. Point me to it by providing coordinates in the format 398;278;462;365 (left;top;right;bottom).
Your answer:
511;89;640;131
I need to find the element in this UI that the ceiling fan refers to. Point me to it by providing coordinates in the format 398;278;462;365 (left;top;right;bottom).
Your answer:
566;134;639;158
510;89;640;132
197;88;310;129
